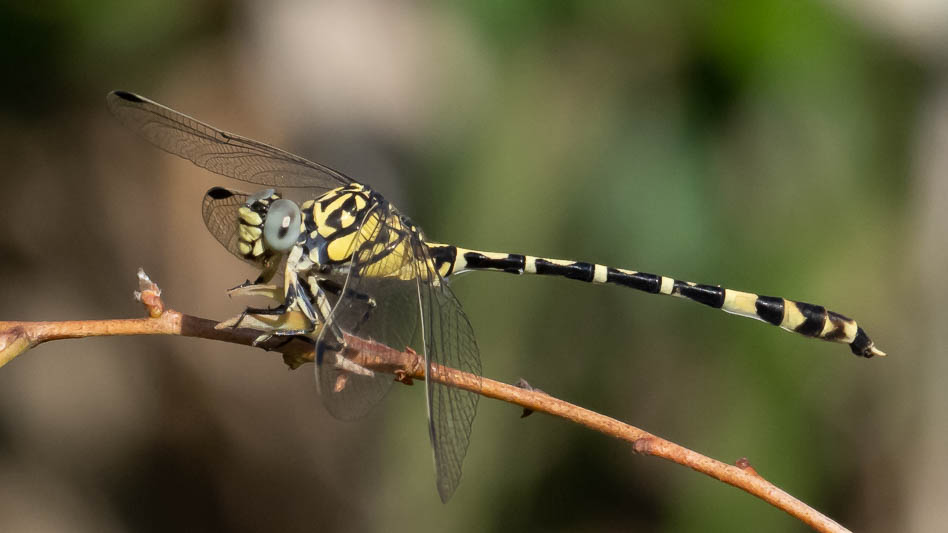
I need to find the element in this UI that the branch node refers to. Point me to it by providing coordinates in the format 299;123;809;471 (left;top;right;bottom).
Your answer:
394;369;414;385
735;457;762;478
0;327;32;368
134;268;164;318
633;437;657;455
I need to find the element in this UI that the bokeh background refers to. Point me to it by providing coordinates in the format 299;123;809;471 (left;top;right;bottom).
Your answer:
0;1;944;531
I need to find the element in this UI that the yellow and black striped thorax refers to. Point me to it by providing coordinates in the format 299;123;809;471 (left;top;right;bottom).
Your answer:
301;184;426;280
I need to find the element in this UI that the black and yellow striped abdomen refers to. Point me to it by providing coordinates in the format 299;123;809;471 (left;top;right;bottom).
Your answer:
427;245;883;358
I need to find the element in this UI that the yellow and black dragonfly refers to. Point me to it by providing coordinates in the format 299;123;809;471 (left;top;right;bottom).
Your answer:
107;90;883;502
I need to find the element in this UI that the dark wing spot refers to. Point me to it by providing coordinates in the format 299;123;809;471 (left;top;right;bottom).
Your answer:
111;90;144;103
206;187;235;200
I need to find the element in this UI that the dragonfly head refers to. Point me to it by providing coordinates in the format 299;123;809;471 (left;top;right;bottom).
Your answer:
237;189;302;258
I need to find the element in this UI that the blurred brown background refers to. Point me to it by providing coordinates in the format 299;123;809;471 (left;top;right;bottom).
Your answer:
0;1;944;531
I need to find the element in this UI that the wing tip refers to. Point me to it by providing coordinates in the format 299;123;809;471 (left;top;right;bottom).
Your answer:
437;477;458;503
108;90;144;104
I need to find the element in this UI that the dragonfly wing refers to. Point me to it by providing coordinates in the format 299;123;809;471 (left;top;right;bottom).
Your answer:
201;187;285;279
414;241;481;503
313;203;408;420
201;187;256;265
107;90;353;191
318;200;481;501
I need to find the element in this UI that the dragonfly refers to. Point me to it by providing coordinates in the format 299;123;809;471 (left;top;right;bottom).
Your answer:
106;90;884;502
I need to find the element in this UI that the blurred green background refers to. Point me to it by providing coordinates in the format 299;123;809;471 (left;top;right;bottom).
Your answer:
0;1;943;531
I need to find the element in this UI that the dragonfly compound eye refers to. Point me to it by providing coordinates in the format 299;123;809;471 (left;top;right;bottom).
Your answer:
263;199;302;252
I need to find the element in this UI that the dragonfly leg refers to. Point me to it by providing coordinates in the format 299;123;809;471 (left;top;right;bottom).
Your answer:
225;277;321;342
315;279;378;332
231;303;291;329
228;279;255;291
225;263;278;290
309;277;378;378
250;328;313;347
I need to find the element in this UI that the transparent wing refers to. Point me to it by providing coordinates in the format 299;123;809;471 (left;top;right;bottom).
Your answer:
313;203;407;420
107;90;353;192
319;202;481;502
201;187;285;279
201;187;256;266
416;244;481;502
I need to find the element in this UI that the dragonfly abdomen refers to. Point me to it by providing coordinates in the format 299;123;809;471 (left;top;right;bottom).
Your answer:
432;245;884;358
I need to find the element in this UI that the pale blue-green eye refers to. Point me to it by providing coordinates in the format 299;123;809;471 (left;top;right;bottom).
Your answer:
263;199;301;252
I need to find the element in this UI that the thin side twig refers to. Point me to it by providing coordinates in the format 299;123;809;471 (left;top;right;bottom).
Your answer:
0;301;849;533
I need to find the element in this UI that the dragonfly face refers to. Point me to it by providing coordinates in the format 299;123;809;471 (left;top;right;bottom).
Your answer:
227;188;300;260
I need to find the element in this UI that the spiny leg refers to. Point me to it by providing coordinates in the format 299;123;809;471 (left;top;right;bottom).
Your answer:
428;244;884;358
230;304;315;345
227;278;319;344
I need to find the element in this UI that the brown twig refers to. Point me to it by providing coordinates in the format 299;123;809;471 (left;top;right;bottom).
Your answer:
0;291;849;533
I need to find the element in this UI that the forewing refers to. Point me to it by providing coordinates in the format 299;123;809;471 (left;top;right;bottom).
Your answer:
108;90;353;192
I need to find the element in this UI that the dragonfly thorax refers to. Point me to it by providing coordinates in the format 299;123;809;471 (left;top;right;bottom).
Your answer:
300;184;377;267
